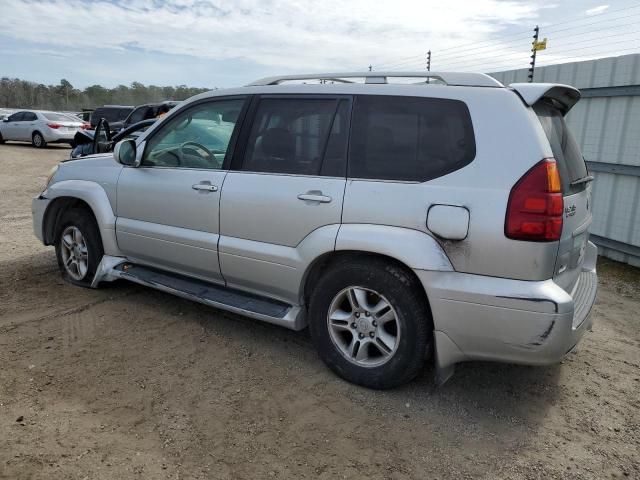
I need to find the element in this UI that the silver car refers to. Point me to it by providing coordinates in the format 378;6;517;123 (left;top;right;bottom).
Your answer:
1;110;84;148
32;72;598;388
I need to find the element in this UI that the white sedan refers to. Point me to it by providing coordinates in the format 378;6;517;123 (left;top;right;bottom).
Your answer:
0;110;86;148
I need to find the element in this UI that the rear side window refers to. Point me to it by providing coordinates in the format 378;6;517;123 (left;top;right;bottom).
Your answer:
534;100;588;194
92;107;131;125
349;95;476;182
242;97;348;176
128;107;149;124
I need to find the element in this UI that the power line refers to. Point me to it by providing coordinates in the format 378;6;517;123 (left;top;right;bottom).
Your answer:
372;3;640;71
433;29;640;70
434;17;640;67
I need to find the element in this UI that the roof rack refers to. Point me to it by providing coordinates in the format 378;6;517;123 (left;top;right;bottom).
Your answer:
248;71;503;88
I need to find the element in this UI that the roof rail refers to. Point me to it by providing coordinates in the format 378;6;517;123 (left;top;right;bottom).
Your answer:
248;71;504;88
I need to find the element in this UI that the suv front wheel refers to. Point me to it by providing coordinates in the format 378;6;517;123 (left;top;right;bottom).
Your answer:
54;208;104;287
308;259;432;389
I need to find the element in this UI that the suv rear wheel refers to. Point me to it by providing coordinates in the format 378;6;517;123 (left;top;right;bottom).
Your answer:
308;259;432;389
32;131;46;148
54;208;103;287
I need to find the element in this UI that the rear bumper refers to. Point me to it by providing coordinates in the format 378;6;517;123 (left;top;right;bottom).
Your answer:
43;129;76;142
417;241;598;369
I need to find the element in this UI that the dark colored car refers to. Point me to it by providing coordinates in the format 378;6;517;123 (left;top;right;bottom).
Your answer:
110;101;180;133
70;118;156;158
90;105;134;128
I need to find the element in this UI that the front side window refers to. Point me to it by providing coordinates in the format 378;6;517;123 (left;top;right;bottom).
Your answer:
349;95;476;182
242;97;348;176
8;112;24;122
22;112;38;121
143;98;246;170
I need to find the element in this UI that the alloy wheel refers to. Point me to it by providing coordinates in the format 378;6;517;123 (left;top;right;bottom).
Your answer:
60;226;89;280
327;286;401;367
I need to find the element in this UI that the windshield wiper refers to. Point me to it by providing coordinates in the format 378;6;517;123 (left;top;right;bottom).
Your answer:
571;175;594;186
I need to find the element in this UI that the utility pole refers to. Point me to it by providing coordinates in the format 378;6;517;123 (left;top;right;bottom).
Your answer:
528;26;539;83
368;65;372;72
426;50;431;71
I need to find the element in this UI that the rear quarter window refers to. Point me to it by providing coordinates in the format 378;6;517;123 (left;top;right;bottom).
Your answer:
349;95;476;182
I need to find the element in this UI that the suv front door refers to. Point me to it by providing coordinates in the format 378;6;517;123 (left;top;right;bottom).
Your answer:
219;95;350;303
115;97;248;283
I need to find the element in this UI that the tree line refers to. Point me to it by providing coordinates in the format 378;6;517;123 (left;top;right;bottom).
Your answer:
0;78;211;112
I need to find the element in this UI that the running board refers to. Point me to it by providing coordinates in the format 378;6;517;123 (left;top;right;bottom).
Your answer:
92;256;305;330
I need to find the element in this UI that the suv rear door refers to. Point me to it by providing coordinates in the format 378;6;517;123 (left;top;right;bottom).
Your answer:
534;99;592;292
218;95;350;303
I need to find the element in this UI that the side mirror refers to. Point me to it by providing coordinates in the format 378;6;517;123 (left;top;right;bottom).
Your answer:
113;139;139;167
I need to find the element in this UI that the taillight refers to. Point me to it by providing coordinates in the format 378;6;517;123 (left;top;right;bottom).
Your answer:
47;123;61;129
81;122;91;129
505;158;563;242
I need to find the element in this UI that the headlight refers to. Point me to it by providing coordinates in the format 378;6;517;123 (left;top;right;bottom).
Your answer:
43;165;59;192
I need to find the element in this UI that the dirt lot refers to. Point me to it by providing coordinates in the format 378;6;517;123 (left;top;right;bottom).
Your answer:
0;143;638;480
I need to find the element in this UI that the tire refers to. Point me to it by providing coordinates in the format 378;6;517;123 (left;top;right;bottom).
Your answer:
0;131;5;144
32;131;46;148
308;258;432;389
54;208;104;287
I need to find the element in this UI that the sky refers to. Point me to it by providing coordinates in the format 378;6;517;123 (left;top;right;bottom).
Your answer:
0;0;639;89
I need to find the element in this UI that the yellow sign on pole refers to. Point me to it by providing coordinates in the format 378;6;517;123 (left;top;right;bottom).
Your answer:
533;38;547;51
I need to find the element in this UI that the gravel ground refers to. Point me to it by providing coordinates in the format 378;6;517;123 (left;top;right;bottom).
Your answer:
0;143;638;480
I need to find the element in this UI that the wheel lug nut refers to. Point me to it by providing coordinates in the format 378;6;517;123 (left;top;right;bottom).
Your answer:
355;312;360;318
358;333;364;339
372;321;377;327
351;323;357;329
365;312;370;317
369;332;375;338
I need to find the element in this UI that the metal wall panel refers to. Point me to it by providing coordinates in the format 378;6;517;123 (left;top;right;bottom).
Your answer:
491;54;640;266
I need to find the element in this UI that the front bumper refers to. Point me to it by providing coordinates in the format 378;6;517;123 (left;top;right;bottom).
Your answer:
32;194;51;243
418;241;598;370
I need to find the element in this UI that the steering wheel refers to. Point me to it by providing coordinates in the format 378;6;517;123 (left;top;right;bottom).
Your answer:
180;141;214;163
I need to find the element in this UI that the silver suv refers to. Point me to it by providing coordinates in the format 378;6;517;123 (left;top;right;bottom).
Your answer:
32;72;598;388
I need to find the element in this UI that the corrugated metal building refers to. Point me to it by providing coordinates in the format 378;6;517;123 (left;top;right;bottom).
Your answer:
491;54;640;267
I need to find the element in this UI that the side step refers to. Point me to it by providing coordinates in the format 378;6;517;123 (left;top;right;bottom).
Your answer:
94;257;304;330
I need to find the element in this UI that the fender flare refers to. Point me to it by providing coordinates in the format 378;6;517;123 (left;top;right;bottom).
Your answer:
43;180;121;256
335;224;453;272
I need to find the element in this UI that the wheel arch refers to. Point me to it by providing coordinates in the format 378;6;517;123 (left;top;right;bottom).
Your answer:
43;197;95;244
42;180;121;256
301;224;453;307
302;250;432;314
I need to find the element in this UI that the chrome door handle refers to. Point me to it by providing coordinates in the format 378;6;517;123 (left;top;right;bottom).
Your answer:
297;193;332;203
192;183;218;192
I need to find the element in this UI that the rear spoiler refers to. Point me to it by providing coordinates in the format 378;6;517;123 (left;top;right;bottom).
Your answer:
509;83;581;115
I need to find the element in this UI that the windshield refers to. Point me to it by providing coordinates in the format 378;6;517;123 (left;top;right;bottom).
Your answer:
534;100;588;194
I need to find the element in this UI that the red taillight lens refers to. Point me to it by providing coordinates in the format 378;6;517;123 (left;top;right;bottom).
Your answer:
81;122;91;129
47;123;61;129
505;158;563;242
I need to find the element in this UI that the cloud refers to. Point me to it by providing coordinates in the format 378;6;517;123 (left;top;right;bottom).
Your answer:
585;5;609;16
0;0;539;72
